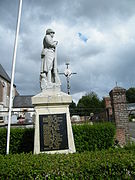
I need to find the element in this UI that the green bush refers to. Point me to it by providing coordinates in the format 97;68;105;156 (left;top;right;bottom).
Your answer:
0;148;135;179
72;123;116;152
0;128;34;154
0;123;115;154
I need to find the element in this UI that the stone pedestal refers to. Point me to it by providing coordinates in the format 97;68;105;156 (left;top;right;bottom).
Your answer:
32;90;76;154
109;87;129;145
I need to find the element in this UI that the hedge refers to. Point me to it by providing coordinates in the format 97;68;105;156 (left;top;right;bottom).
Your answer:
0;128;34;154
0;148;135;179
0;123;115;154
72;122;116;152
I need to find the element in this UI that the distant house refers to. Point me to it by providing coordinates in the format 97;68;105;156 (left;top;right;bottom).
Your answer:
13;95;35;124
103;96;113;121
0;64;18;107
127;103;135;111
0;64;19;123
127;103;135;115
0;64;35;125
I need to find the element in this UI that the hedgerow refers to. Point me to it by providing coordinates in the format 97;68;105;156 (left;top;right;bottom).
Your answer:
0;123;115;154
0;148;135;179
0;128;34;154
72;122;115;152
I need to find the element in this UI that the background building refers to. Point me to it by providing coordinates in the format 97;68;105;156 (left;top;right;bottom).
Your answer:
0;64;34;125
0;64;18;123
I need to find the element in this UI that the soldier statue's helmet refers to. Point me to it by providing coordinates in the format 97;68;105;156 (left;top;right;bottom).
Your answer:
46;29;55;35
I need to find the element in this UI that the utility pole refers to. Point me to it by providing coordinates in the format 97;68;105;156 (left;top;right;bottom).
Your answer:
59;62;76;94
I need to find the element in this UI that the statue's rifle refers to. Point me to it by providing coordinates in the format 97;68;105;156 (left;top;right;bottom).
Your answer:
54;47;61;85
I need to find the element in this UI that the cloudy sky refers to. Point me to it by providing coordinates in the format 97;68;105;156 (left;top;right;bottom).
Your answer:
0;0;135;103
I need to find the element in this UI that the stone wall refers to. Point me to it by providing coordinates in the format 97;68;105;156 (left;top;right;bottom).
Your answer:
109;87;129;145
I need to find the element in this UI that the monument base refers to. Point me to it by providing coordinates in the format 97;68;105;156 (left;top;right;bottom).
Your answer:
32;90;76;154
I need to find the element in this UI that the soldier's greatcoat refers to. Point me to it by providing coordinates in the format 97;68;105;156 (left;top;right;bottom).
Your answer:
41;34;56;73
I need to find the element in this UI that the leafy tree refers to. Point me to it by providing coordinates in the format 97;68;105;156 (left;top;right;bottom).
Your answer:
126;87;135;103
69;100;77;115
69;100;76;109
77;92;104;116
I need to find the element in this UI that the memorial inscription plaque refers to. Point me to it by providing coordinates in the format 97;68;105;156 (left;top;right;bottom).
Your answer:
39;113;68;151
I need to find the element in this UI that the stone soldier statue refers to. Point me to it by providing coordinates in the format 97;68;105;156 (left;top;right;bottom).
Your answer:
40;29;61;90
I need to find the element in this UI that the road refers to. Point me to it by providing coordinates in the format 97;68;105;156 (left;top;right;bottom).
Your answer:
129;122;135;141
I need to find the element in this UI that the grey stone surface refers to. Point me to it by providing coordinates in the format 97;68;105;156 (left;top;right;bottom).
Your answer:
32;90;72;105
40;29;61;91
32;91;76;154
13;95;34;108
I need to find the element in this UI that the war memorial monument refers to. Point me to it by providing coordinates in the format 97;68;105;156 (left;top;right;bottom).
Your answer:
32;29;76;154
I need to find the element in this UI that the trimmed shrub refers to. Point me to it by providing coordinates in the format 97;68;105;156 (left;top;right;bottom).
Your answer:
72;123;116;152
0;128;7;154
0;128;34;154
0;148;135;179
0;123;115;154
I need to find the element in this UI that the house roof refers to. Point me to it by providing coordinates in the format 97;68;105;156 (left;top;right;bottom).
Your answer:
0;64;11;83
13;95;34;108
127;103;135;110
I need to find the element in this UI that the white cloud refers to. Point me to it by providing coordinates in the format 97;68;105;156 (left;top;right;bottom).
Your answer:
1;0;135;102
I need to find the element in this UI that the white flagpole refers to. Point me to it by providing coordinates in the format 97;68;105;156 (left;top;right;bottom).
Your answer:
6;0;23;155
